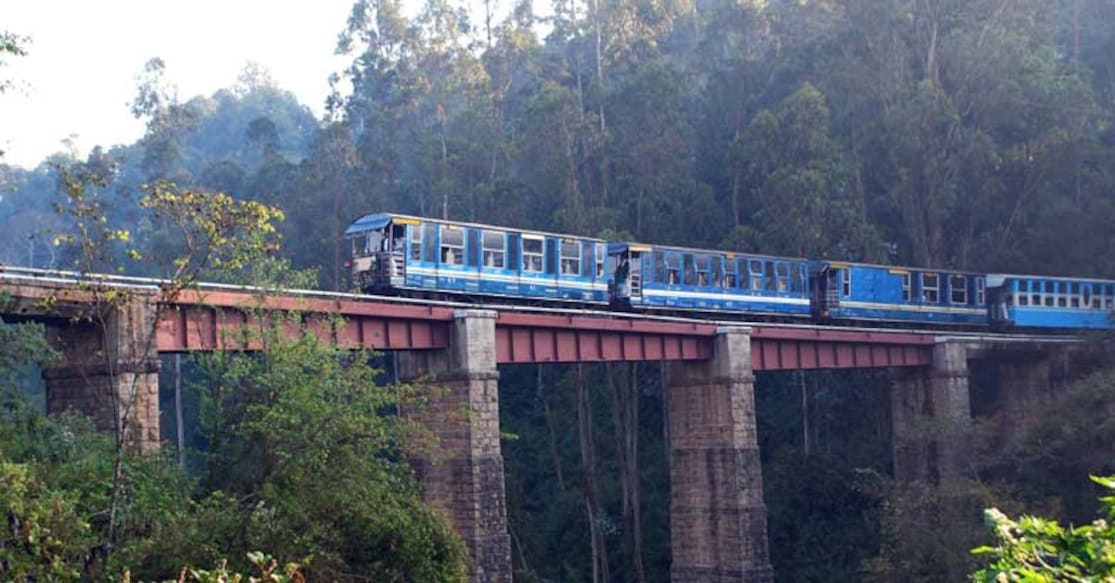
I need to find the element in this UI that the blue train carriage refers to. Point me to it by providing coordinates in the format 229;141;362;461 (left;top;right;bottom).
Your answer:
607;242;812;317
811;261;988;326
345;212;609;304
986;273;1115;330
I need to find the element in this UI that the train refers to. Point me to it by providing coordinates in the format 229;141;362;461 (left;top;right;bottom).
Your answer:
344;212;1115;331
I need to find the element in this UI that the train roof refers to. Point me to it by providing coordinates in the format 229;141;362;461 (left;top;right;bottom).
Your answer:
987;272;1115;284
345;212;607;242
606;241;807;262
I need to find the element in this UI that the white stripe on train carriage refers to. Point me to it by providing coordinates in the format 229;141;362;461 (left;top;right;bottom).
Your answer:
406;266;607;290
641;288;810;305
838;300;985;315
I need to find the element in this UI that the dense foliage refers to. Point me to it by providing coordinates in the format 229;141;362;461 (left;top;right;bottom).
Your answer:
972;476;1115;581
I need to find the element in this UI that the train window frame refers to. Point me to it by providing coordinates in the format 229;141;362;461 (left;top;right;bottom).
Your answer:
749;259;763;290
667;253;680;284
1018;293;1028;306
765;261;777;291
423;224;437;263
950;274;967;305
1083;285;1092;309
560;240;580;275
902;273;911;301
977;278;986;305
922;273;939;303
711;256;723;287
654;252;667;284
776;263;790;292
440;226;464;266
596;244;606;278
724;258;737;289
581;244;594;277
410;225;422;261
522;236;544;273
683;254;697;286
695;255;711;287
842;269;852;297
482;230;505;269
792;264;805;293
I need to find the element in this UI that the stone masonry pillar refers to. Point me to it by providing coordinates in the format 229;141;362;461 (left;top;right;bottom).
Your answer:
891;340;972;483
665;326;773;583
397;310;511;582
42;293;161;452
996;354;1053;436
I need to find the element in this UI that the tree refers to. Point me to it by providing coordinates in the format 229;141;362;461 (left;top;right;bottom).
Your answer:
971;475;1115;581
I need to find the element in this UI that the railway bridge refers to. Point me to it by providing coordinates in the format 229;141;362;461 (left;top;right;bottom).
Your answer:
0;266;1082;583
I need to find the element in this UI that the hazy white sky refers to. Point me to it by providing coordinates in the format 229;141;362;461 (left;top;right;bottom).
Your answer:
1;0;356;169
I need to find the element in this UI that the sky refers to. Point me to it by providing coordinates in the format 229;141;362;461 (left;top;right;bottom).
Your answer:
0;0;357;170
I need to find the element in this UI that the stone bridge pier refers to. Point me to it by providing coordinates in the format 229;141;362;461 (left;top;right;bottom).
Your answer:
42;294;161;452
891;339;1076;482
397;310;512;582
666;327;774;583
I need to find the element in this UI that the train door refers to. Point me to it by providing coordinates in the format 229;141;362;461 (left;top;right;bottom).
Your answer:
809;263;843;320
609;246;643;305
381;222;406;285
986;274;1013;330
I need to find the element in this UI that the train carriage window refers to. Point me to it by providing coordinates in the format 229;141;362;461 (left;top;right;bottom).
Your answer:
1107;284;1114;309
902;273;911;301
749;260;763;290
950;274;967;304
667;254;680;284
482;230;505;268
423;224;437;263
410;225;422;261
696;255;711;286
596;244;606;278
922;273;939;303
792;264;805;293
1031;280;1041;306
1084;285;1092;309
1018;293;1028;306
776;263;790;292
724;258;737;288
842;269;852;297
1071;283;1081;308
1057;282;1068;307
522;237;544;272
977;278;986;305
683;255;696;286
766;261;777;291
711;256;723;287
582;244;594;277
440;226;464;265
560;241;580;275
654;252;667;284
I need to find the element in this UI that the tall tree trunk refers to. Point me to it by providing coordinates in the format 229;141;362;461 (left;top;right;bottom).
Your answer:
576;364;609;583
800;370;811;457
627;363;646;583
175;354;185;470
538;365;566;492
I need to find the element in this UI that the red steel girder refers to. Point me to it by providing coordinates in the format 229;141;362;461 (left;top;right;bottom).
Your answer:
156;291;454;352
494;311;717;363
751;338;932;371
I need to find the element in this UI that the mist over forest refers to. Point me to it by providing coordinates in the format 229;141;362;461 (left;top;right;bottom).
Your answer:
2;0;1115;580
